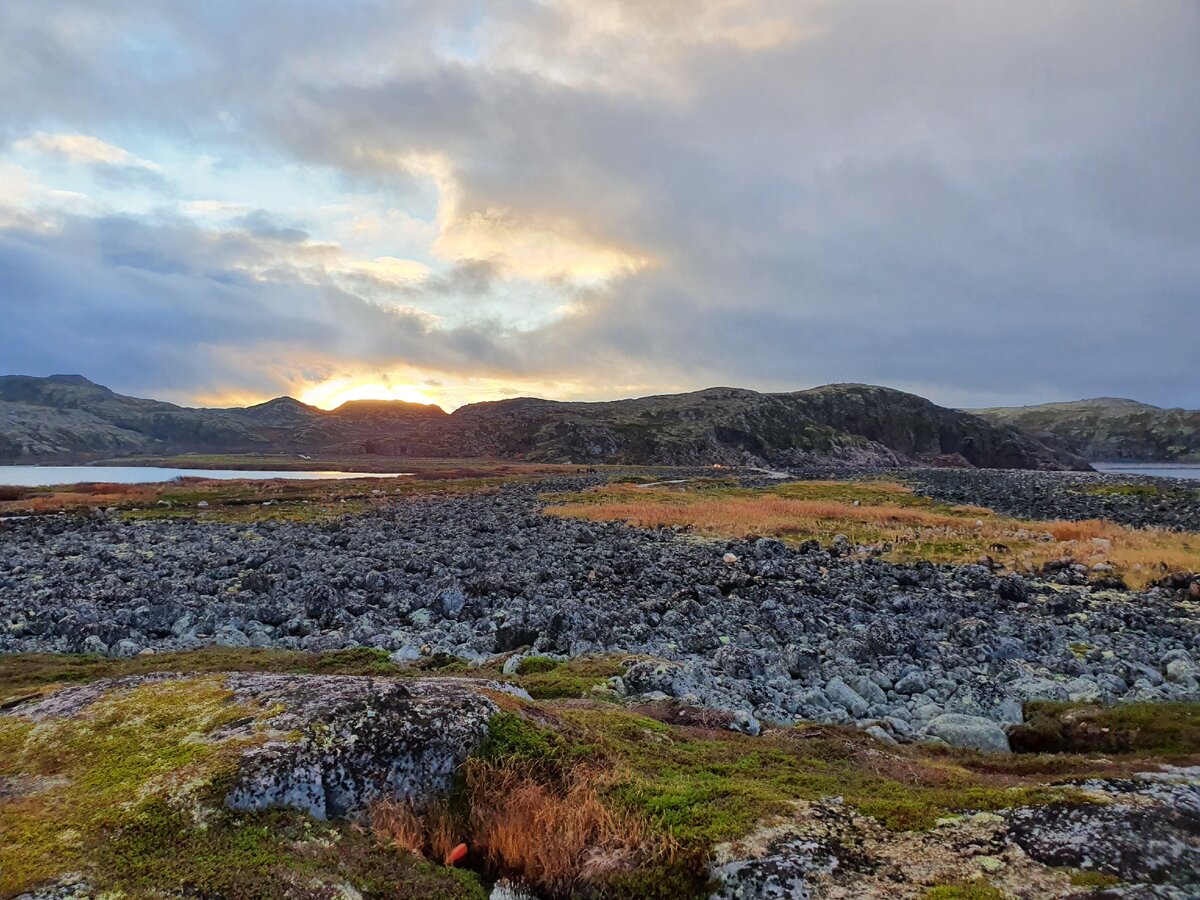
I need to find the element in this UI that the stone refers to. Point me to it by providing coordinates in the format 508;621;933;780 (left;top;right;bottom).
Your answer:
894;671;929;695
848;675;887;706
865;725;898;745
824;677;869;718
782;644;819;678
923;713;1010;753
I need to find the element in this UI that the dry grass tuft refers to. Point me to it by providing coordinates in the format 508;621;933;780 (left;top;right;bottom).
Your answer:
370;758;676;895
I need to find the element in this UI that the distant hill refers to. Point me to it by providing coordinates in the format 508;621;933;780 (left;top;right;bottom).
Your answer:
0;375;1089;470
973;398;1200;463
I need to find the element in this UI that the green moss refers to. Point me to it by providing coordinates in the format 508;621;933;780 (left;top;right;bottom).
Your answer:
99;800;486;900
1080;483;1163;498
515;654;561;675
476;711;570;768
514;655;627;699
0;677;262;894
1010;702;1200;755
924;880;1005;899
554;708;1084;845
0;648;411;700
1062;868;1122;888
0;649;638;708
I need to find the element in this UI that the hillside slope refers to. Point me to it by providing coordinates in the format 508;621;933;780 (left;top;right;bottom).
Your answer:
0;375;1089;470
974;398;1200;462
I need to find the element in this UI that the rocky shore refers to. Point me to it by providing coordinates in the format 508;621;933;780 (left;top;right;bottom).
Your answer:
906;466;1200;531
3;472;1197;749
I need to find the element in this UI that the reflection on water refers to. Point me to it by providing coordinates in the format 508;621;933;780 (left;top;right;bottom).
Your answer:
0;466;411;487
1092;463;1200;481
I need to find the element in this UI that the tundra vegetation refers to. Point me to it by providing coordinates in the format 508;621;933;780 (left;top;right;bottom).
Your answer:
2;649;1198;898
546;479;1200;589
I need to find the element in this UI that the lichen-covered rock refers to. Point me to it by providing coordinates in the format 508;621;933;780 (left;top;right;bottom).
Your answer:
711;767;1200;898
923;713;1011;753
220;674;501;819
8;673;505;821
1005;767;1200;893
711;832;836;899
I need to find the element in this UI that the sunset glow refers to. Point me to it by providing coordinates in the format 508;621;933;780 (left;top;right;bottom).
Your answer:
299;379;443;411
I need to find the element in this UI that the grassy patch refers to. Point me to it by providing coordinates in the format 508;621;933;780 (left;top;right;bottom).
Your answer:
545;480;1200;588
551;707;1086;843
0;648;407;702
0;677;263;894
0;649;632;709
0;670;491;898
1080;483;1166;499
924;880;1006;899
1009;702;1200;755
511;655;627;700
1061;868;1122;888
102;800;486;900
0;471;519;522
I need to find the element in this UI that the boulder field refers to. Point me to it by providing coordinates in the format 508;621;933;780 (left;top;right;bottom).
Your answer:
1;475;1197;748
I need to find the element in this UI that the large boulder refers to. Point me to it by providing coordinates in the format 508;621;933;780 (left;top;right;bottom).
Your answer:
923;713;1011;753
7;673;509;820
221;674;503;818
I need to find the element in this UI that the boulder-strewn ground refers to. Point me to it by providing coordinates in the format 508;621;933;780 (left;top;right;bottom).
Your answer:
2;474;1197;742
907;467;1200;531
2;466;1199;898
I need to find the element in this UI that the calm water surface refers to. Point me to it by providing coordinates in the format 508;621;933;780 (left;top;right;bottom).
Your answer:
0;466;410;487
1092;462;1200;481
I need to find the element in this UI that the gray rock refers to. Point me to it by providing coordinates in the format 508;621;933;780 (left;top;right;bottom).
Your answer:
731;710;761;737
222;674;500;819
923;713;1010;753
848;675;887;706
894;671;929;695
781;643;819;678
865;725;898;745
81;635;108;655
824;677;869;718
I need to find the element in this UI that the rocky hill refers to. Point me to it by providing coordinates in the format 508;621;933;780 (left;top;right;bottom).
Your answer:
0;375;1089;470
973;398;1200;462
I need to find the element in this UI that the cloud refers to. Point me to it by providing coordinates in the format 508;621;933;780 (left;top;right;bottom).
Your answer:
231;209;310;243
0;1;1197;408
15;132;158;170
0;212;519;400
13;131;171;193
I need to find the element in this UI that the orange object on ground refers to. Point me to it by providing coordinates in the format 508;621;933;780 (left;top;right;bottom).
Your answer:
446;843;469;866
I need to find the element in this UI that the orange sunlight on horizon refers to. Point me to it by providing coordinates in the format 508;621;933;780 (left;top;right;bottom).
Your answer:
299;379;444;411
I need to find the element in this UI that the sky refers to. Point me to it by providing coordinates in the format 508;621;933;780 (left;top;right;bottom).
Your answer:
0;1;1197;411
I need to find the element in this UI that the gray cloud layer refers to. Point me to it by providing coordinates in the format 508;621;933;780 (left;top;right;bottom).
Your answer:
1;1;1197;406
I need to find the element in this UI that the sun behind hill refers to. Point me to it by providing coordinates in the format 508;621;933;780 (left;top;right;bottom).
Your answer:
299;379;440;411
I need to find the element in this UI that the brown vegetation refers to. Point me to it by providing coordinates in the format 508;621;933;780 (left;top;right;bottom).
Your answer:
546;480;1200;589
371;757;677;895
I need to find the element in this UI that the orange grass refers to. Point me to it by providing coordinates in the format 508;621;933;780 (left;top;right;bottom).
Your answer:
370;758;676;895
546;482;1200;589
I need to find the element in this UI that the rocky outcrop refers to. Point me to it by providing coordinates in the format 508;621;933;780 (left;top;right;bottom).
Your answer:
8;672;509;819
712;768;1200;898
974;397;1200;463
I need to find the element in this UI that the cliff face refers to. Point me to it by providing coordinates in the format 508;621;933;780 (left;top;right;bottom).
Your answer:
0;375;1090;470
973;398;1200;463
